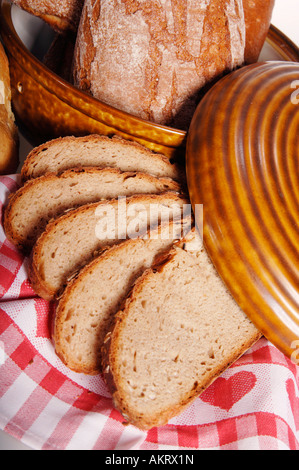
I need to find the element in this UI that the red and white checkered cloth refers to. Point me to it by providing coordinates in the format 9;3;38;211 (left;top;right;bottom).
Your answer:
0;175;298;450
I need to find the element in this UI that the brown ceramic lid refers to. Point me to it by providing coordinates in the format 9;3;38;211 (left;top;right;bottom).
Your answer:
186;61;299;359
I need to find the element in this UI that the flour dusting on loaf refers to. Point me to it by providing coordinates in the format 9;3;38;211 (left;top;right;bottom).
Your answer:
73;0;246;130
11;0;84;31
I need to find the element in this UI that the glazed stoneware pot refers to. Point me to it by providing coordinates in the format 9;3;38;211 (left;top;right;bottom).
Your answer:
187;61;299;359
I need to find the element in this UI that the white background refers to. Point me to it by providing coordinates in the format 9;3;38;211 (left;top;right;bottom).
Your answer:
0;0;298;451
272;0;299;46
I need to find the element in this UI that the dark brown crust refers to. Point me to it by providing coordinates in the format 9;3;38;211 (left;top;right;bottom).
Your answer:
72;0;96;91
21;134;182;183
101;239;262;430
3;201;25;253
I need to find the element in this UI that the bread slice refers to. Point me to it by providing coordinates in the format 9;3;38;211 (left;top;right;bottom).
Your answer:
102;229;261;430
29;193;190;301
4;167;180;251
21;135;183;182
53;218;192;375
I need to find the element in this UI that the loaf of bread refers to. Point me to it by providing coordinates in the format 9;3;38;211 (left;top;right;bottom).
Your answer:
54;218;191;375
0;43;19;175
21;135;182;182
4;167;181;252
11;0;84;32
102;229;261;430
29;192;189;300
43;32;75;81
73;0;274;130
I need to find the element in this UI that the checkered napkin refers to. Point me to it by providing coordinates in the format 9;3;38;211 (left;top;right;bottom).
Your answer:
0;175;298;450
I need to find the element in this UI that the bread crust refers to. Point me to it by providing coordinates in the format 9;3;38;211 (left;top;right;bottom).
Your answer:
0;43;19;174
102;236;262;430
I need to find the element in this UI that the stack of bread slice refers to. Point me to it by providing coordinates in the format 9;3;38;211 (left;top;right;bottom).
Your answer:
4;134;261;430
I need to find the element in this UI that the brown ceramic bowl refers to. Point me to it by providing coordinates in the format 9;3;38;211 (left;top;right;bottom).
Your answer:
1;0;299;161
187;61;299;359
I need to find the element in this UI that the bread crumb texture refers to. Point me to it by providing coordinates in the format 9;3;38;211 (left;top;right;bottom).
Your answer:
106;232;260;429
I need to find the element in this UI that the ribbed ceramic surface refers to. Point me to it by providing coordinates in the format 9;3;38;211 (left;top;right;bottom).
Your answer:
187;61;299;358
